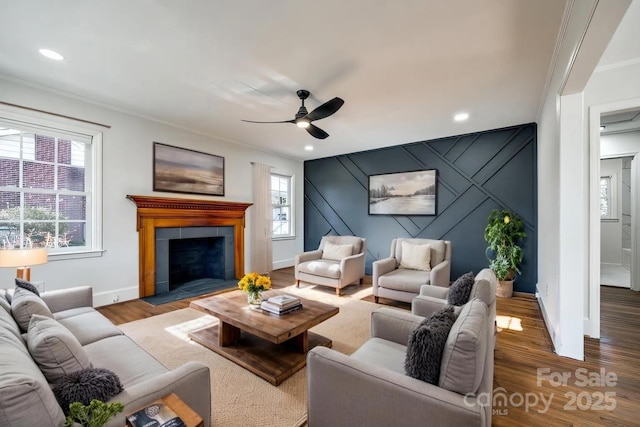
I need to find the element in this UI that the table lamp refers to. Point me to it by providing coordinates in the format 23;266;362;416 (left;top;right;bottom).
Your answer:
0;248;48;281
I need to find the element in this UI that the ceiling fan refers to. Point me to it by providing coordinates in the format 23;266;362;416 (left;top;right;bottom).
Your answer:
241;89;344;139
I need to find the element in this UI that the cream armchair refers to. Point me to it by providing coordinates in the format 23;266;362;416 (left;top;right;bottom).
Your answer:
373;238;451;303
295;236;366;296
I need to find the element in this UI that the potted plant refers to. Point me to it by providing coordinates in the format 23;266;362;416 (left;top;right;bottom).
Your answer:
63;400;124;427
484;209;526;298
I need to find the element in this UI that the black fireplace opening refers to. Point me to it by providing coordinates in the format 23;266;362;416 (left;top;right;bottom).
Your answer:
168;237;224;290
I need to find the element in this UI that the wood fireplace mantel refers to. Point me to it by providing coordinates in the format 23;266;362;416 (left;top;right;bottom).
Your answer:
127;195;252;297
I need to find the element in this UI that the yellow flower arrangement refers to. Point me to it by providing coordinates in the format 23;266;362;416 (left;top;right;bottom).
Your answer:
238;272;272;294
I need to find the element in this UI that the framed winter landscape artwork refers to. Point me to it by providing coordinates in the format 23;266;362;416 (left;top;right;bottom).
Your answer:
368;169;437;215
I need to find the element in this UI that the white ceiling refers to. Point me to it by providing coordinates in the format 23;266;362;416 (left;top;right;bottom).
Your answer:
0;0;568;160
596;0;640;68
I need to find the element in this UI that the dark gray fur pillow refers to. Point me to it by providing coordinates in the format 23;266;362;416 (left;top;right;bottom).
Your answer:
405;306;458;384
447;271;475;306
53;368;123;413
15;278;40;296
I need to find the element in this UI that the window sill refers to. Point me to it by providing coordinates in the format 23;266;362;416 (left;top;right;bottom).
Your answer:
48;250;106;261
272;236;297;241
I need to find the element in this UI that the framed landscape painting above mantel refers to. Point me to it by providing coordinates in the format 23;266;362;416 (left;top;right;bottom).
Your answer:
368;169;437;215
153;142;225;196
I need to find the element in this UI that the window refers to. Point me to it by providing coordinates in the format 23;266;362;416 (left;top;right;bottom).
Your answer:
0;115;102;255
600;174;617;220
271;174;293;238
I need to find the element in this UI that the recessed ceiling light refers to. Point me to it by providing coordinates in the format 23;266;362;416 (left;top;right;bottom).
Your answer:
304;145;314;151
39;49;64;61
454;112;469;122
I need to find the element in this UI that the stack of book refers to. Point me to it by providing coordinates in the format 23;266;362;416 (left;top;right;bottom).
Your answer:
126;400;185;427
260;294;302;315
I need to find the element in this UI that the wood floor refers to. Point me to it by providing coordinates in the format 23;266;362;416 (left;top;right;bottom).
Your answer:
98;270;640;426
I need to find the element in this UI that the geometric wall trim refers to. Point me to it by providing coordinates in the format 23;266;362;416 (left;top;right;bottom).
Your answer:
304;123;537;293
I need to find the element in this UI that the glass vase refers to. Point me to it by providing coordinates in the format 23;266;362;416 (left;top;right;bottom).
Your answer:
247;290;263;307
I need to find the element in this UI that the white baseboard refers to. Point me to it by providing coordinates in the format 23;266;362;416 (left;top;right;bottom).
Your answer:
273;258;295;270
584;317;593;337
536;287;558;353
601;282;631;288
93;287;139;307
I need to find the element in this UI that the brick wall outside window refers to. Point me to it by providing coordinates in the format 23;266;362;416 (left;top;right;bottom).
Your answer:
0;133;86;249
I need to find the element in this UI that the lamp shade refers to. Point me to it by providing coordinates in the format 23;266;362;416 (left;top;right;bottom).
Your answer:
0;248;48;268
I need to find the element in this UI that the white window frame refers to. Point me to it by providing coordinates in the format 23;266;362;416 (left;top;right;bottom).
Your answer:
0;109;103;260
600;173;618;221
271;173;295;239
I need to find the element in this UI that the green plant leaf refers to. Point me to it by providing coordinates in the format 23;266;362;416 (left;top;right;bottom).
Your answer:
64;400;124;427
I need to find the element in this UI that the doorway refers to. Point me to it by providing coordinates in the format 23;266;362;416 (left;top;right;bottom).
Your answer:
600;155;633;289
589;100;640;340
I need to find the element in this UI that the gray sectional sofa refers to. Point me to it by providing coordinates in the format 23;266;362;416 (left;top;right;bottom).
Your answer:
0;285;211;427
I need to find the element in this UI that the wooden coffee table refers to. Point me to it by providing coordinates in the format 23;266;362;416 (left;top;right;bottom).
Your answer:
189;290;339;385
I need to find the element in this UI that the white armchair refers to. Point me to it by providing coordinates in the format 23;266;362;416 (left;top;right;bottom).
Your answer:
373;238;451;303
295;236;366;296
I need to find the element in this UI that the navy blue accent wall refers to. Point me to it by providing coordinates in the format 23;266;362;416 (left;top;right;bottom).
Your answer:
304;123;537;293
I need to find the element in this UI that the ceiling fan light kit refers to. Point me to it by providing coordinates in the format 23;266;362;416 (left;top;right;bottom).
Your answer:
241;89;344;139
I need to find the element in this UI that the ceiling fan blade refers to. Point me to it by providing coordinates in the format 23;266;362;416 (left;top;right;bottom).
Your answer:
241;119;295;124
305;124;329;139
305;97;344;122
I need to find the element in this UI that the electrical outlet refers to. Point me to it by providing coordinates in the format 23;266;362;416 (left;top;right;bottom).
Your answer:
32;281;45;293
112;295;120;303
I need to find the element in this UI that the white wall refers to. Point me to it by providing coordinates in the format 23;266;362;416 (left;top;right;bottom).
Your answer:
536;0;599;360
600;158;623;264
537;0;635;359
0;77;304;306
537;76;561;347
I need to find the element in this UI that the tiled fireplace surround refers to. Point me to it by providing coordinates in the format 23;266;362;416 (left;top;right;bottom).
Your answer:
127;195;252;297
155;226;234;294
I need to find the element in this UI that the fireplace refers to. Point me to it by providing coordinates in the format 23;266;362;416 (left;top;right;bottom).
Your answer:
155;227;234;294
127;195;252;297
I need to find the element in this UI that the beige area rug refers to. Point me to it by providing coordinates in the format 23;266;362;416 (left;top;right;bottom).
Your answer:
119;284;384;427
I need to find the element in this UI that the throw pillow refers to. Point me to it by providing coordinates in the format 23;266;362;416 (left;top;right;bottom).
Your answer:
404;306;457;384
15;277;41;296
447;271;475;306
27;314;92;384
53;368;123;413
321;242;354;261
11;287;53;332
399;241;431;271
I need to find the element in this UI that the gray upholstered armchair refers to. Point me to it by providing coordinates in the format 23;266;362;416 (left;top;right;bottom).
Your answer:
307;298;495;427
295;235;366;296
372;238;452;303
412;269;497;321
